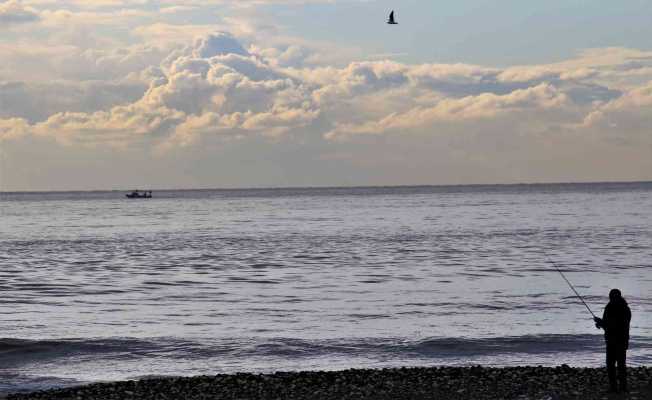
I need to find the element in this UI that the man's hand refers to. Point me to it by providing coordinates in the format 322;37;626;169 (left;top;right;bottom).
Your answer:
594;316;603;330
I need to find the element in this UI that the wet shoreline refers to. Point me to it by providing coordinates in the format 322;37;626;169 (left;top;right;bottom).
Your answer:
7;366;652;400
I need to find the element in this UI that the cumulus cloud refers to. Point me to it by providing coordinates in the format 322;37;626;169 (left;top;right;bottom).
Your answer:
325;83;569;140
2;30;651;151
1;20;651;189
575;80;652;146
193;32;250;58
30;103;186;146
1;32;323;147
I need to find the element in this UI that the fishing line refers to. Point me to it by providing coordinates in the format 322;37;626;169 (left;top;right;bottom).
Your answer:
543;250;596;319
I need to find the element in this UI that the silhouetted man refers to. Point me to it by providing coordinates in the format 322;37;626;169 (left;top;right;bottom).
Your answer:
594;289;631;393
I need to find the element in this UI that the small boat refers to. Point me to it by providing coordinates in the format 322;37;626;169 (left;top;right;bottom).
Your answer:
126;190;152;199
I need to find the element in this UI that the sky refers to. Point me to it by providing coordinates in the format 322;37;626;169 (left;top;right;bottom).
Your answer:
0;0;651;191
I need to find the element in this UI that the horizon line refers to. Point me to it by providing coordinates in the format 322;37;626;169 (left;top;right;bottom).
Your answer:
1;179;650;194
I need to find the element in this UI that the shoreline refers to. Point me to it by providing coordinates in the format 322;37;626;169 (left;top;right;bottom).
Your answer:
7;366;652;400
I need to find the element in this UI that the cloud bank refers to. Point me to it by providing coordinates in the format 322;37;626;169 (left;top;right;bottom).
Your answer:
0;1;651;190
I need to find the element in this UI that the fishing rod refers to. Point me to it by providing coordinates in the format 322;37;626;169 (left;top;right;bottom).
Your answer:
544;252;596;319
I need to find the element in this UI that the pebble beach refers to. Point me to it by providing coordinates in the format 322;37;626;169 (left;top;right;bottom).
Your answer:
7;366;652;400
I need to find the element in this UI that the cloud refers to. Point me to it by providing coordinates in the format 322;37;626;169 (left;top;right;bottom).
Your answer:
132;23;219;45
575;80;652;146
1;26;651;190
22;0;364;8
29;102;186;147
0;79;147;122
193;32;250;58
0;117;30;141
0;0;39;25
324;83;569;140
2;30;651;150
160;5;198;14
0;32;322;148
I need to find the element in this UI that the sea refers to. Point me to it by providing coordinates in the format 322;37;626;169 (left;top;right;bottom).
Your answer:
1;182;651;394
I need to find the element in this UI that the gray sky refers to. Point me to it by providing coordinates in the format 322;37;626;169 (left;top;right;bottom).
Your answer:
0;0;651;191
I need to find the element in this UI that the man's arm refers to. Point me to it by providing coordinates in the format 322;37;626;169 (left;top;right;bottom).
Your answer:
594;316;604;329
594;307;607;330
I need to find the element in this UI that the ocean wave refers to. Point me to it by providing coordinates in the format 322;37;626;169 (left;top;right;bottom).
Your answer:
0;338;157;366
3;334;651;367
3;334;652;394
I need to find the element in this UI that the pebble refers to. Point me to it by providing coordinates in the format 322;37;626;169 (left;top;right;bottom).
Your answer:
6;366;652;400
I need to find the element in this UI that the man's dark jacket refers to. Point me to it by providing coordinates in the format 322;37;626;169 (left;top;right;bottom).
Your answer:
601;297;631;349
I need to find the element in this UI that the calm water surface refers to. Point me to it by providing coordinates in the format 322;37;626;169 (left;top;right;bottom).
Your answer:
1;183;651;393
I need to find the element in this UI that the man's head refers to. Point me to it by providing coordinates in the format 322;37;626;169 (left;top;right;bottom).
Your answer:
609;288;622;302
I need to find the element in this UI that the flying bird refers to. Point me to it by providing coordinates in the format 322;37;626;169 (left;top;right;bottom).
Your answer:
387;10;398;25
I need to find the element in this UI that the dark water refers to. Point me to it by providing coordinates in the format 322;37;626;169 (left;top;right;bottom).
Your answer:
1;182;651;394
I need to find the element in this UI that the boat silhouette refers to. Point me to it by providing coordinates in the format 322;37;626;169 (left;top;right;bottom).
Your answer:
126;190;152;199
